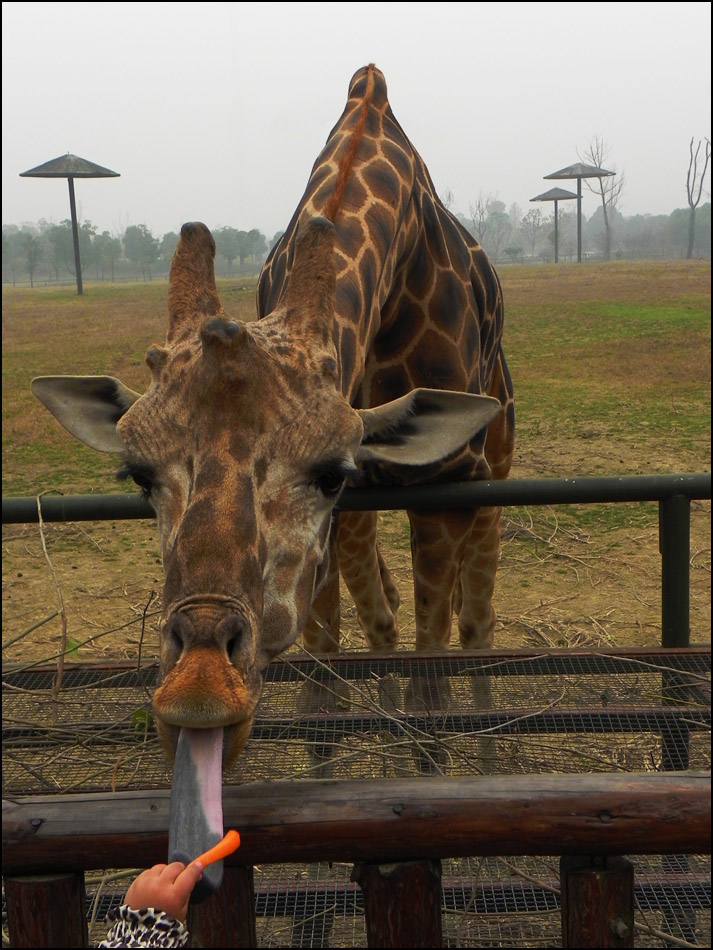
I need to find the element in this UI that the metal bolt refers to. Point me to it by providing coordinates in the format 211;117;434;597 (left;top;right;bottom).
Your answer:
610;917;630;938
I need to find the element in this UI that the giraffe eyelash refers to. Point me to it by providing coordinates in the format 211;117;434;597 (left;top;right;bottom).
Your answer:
116;462;155;501
310;460;363;496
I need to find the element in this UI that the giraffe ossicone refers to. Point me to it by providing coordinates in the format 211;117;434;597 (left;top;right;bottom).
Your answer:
32;64;514;893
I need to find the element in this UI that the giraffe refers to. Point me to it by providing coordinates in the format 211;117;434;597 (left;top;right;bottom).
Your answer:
31;64;513;892
258;65;514;713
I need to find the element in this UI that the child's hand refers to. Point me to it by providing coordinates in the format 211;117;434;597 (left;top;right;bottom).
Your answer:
124;861;203;923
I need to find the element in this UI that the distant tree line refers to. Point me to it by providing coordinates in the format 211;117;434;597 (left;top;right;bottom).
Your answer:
2;201;710;288
463;135;711;265
457;198;710;265
1;221;280;288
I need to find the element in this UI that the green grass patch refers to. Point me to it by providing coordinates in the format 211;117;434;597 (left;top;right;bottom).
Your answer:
2;262;709;499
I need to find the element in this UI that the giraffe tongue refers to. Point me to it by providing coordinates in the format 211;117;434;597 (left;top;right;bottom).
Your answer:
168;726;225;903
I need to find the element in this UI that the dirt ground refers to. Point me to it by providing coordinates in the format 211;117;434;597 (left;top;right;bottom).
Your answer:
2;461;710;672
2;260;711;670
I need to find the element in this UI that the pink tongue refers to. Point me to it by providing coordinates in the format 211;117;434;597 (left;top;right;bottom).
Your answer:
168;726;224;902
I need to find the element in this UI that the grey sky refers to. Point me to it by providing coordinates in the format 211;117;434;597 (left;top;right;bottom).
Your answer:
2;1;710;241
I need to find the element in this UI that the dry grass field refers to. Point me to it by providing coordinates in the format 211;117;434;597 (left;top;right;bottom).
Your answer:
2;259;711;669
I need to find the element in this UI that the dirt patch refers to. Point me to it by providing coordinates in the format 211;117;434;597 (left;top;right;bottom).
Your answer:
2;485;710;671
2;262;710;668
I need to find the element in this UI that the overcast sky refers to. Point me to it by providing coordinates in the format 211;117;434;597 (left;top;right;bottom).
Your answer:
2;1;710;240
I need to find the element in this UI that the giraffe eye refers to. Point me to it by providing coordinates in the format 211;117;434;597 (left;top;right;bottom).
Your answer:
314;469;346;498
310;458;362;498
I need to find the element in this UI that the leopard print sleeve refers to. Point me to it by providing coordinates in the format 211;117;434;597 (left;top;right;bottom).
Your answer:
98;905;189;948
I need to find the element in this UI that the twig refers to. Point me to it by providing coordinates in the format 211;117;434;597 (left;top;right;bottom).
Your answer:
286;648;452;774
454;857;486;942
633;917;704;948
592;652;711;685
2;610;59;649
5;611;161;674
35;494;68;720
136;590;158;702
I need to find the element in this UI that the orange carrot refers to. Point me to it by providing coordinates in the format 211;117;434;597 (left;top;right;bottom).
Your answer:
193;830;241;867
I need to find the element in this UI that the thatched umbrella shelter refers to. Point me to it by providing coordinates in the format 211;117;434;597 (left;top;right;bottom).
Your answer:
530;187;578;263
20;153;119;294
543;162;614;262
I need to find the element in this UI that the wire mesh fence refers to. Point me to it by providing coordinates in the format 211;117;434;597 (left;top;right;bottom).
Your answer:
3;647;710;947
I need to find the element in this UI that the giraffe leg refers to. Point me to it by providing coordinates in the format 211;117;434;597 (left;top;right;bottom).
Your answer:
298;525;349;773
337;510;411;772
338;510;400;651
339;510;404;712
404;508;475;773
458;505;502;651
457;348;515;769
407;508;475;652
459;344;515;762
457;504;503;769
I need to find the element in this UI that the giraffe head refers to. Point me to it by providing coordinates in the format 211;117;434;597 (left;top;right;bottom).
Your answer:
32;216;500;866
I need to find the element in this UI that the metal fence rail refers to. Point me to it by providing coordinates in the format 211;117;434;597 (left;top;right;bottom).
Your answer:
3;472;710;649
3;473;710;522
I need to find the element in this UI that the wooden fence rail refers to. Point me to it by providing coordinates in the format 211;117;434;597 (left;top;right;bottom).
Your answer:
3;772;710;948
3;772;710;871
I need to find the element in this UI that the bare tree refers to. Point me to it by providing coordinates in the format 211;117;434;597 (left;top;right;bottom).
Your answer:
487;200;512;263
508;202;523;233
579;136;625;260
468;192;512;259
685;137;711;259
19;230;43;288
519;208;543;258
468;192;494;245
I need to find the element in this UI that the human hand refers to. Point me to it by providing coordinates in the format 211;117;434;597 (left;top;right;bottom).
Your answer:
124;861;203;923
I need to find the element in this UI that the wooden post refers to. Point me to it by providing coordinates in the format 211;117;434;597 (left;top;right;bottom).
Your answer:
352;859;442;948
560;855;634;948
186;865;257;948
4;872;88;948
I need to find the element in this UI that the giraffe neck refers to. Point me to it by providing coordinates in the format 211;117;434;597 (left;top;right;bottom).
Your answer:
258;65;422;399
323;64;377;225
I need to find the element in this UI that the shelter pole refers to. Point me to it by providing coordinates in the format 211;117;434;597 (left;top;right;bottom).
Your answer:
554;199;559;263
67;176;83;295
577;177;582;263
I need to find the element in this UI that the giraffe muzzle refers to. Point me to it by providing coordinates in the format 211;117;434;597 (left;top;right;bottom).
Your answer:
153;600;264;780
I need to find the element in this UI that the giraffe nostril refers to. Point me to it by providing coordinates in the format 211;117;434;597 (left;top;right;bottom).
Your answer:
219;615;248;663
165;612;194;659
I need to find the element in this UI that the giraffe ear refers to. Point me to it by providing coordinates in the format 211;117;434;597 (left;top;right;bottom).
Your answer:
168;222;223;342
31;376;140;453
356;389;501;467
283;217;336;342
